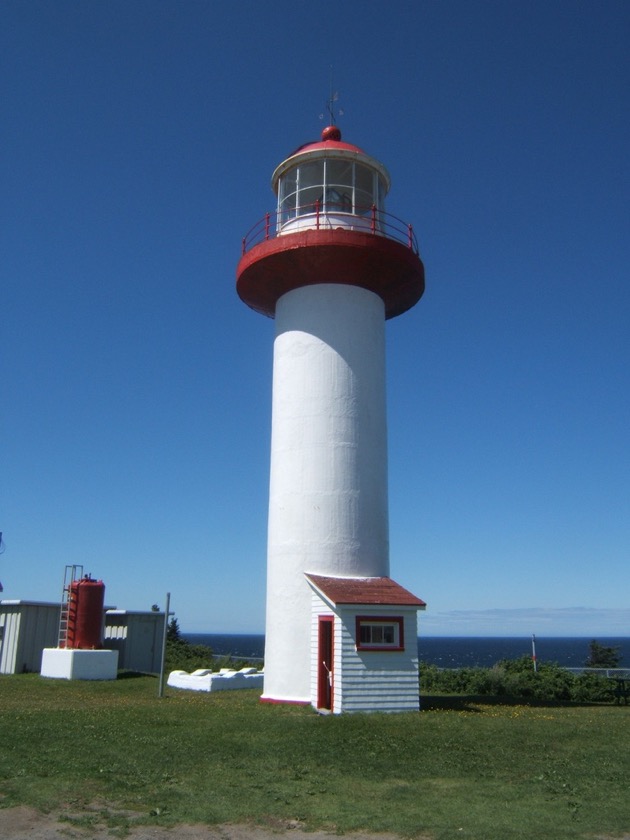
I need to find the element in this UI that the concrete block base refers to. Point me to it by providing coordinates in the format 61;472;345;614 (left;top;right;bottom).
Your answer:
41;648;119;681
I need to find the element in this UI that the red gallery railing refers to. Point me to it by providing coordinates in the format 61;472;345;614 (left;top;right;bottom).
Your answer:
241;203;420;256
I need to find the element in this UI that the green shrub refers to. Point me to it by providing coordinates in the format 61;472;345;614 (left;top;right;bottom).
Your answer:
163;638;260;675
572;672;616;703
164;639;214;673
419;656;617;704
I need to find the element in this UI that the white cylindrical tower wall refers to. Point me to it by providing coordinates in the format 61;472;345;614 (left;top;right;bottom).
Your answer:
262;283;389;702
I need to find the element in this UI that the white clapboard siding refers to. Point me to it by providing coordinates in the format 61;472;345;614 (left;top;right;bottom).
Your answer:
337;607;419;713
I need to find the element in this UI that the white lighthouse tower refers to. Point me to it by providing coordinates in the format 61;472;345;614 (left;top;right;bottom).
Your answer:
237;124;425;711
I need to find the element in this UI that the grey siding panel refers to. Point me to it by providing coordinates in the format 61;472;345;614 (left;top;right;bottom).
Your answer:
0;610;20;673
0;604;60;674
22;605;60;671
104;613;164;673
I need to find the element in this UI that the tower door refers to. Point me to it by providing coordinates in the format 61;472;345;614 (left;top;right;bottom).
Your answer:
317;615;334;711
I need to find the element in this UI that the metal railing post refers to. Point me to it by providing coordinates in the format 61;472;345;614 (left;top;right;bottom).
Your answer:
408;223;413;250
265;212;270;241
315;199;320;230
371;204;377;235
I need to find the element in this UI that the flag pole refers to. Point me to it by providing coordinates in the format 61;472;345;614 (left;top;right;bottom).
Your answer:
531;633;538;672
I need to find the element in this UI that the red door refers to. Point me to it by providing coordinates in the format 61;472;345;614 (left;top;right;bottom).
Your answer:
317;616;334;711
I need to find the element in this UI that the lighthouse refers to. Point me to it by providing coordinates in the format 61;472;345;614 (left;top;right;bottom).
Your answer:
237;124;426;712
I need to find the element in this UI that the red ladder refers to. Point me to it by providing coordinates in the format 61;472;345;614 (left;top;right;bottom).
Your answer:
57;564;83;648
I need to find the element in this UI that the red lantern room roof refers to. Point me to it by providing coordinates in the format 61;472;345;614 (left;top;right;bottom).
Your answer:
289;125;365;155
272;126;390;194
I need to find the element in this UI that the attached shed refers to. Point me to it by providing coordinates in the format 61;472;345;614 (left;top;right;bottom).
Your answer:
305;575;426;714
103;610;164;674
0;600;60;674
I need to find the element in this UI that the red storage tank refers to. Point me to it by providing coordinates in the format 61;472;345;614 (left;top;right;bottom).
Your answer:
66;575;105;649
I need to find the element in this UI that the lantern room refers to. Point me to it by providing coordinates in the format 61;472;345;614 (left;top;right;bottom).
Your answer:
237;125;425;320
271;125;390;235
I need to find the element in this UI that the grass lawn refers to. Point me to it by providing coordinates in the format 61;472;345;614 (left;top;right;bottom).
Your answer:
0;674;628;840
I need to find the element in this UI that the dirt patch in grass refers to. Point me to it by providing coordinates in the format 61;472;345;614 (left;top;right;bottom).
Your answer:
0;805;422;840
3;808;629;840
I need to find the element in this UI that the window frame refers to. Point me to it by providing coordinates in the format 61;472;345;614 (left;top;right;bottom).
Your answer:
355;615;405;652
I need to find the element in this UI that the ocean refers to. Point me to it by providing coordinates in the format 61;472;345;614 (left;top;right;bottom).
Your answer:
183;634;630;669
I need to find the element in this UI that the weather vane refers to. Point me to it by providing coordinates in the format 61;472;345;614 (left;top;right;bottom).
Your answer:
319;68;344;125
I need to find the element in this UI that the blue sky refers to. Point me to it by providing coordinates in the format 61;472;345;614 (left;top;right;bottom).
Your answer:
2;1;629;636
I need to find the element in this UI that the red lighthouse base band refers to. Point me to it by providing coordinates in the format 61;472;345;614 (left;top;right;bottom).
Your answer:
237;228;425;320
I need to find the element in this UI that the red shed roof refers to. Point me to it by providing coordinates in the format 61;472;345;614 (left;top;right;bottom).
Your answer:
305;574;426;608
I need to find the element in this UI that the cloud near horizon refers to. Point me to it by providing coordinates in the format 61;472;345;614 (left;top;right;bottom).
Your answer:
420;607;630;637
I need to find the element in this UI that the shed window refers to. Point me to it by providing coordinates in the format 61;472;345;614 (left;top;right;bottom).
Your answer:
356;616;404;651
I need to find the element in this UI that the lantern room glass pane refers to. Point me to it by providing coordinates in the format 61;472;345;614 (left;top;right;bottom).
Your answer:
377;175;387;212
299;186;321;214
298;161;323;189
295;161;324;216
356;165;375;214
327;159;353;188
278;170;298;222
280;191;297;223
325;159;352;212
325;186;352;212
280;170;297;199
354;189;372;215
355;165;373;197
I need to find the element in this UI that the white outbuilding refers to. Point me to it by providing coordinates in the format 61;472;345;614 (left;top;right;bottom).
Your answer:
305;574;426;714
